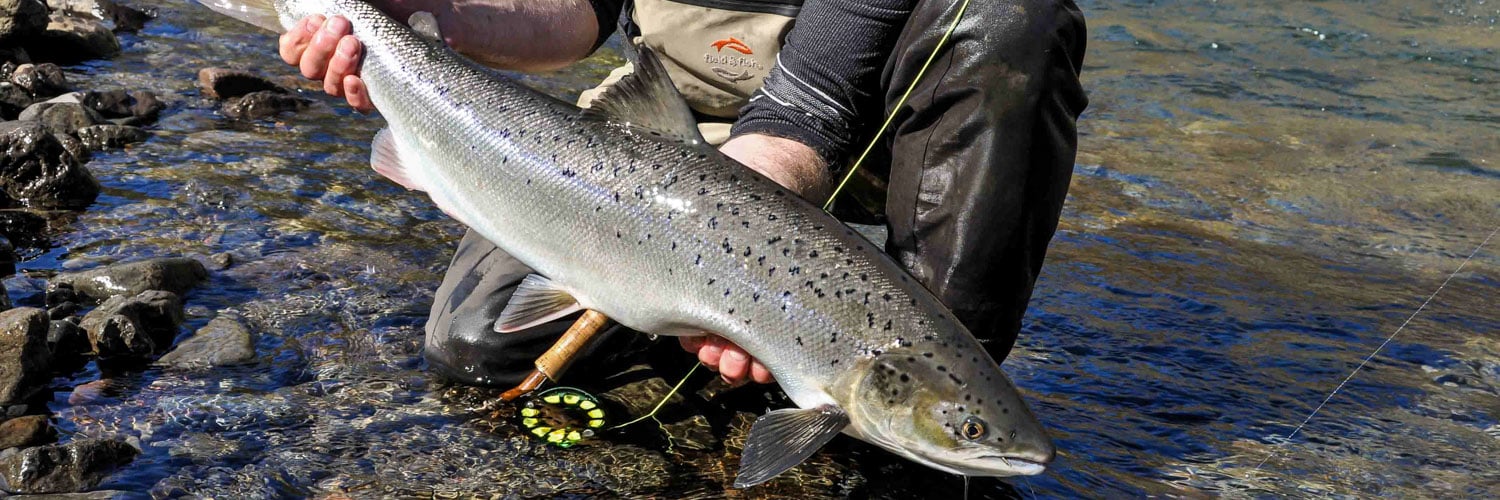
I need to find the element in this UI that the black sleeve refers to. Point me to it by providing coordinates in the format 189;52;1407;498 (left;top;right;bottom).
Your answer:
586;0;628;51
730;0;916;166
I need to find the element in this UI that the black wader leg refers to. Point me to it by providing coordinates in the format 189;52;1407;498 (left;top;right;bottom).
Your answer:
880;0;1088;361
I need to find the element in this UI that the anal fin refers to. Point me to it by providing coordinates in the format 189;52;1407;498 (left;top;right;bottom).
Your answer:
734;404;850;488
371;128;425;192
495;274;583;333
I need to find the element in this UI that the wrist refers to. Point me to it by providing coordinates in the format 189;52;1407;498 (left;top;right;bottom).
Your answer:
719;133;831;202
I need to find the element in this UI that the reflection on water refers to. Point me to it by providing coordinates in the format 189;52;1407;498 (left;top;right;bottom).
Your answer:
19;0;1497;497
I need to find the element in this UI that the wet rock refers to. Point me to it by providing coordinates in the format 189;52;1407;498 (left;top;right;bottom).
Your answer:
0;414;55;449
0;438;138;494
81;291;183;357
221;90;310;120
0;307;49;404
17;100;104;136
44;282;78;307
75;124;146;151
46;319;86;356
0;234;12;276
9;63;67;98
80;89;160;124
0;0;47;44
7;491;130;499
0;209;48;246
23;14;121;64
0;121;98;209
48;0;151;32
0;47;30;68
0;82;30;118
48;301;79;319
52;257;207;301
156;312;254;369
598;365;718;451
197;67;285;99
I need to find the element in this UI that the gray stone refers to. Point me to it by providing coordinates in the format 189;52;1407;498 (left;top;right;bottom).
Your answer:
0;414;55;449
48;0;150;32
156;312;254;369
52;257;207;301
75;124;146;151
221;90;309;120
79;89;160;124
80;291;183;358
0;438;138;494
0;307;49;404
17;101;104;136
0;0;47;44
0;121;98;209
22;14;121;64
46;319;86;356
9;63;67;98
197;67;285;99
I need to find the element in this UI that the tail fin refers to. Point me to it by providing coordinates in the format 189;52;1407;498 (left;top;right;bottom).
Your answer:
197;0;286;32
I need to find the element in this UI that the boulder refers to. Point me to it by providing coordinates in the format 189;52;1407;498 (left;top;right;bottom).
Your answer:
23;14;120;64
0;414;55;449
156;312;254;369
9;62;67;98
51;257;207;301
75;124;146;151
0;307;49;404
221;90;310;120
47;0;150;32
17;100;104;136
0;438;138;494
46;319;86;357
80;291;183;358
197;68;285;99
0;0;47;44
0;82;31;119
0;121;99;209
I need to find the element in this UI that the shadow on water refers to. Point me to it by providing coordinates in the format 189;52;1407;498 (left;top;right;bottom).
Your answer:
17;0;1497;497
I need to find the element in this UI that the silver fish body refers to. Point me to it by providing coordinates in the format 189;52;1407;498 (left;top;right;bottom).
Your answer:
200;0;1055;484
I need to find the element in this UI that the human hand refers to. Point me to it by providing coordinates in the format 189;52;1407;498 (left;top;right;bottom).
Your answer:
279;14;374;113
679;334;775;386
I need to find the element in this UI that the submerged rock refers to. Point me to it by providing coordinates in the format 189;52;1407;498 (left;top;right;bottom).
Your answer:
0;438;139;494
23;13;121;64
0;209;49;247
0;121;99;209
75;124;147;151
9;62;67;98
156;312;254;369
52;257;208;301
221;90;310;120
0;307;49;405
0;414;56;449
0;0;47;44
197;68;285;100
79;89;161;125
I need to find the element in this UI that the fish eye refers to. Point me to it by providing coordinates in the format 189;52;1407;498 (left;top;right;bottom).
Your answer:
961;416;987;440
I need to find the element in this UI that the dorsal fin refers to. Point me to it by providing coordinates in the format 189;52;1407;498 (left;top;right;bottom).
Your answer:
582;43;708;146
408;12;443;44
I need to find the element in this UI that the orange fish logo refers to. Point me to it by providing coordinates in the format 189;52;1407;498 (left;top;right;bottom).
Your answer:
711;37;753;55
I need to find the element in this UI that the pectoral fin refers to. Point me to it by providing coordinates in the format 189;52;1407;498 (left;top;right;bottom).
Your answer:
494;274;583;333
733;404;849;488
371;128;424;192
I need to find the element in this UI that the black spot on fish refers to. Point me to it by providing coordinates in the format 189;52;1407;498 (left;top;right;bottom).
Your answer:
652;163;662;170
671;242;677;250
743;247;752;257
752;293;760;302
757;256;766;265
727;308;734;314
923;352;934;358
949;374;963;385
698;188;708;195
831;359;840;366
882;293;892;302
767;214;778;221
767;266;776;276
937;366;947;372
899;373;910;383
730;207;740;216
662;175;678;188
883;320;892;331
724;288;731;297
695;254;702;265
775;190;786;196
820;272;829;279
795;336;803;345
615;231;621;238
708;278;716;285
699;174;707;181
750;194;762;201
741;221;750;228
790;267;801;275
833;246;843;253
860;273;869;281
767;236;782;244
708;217;718;229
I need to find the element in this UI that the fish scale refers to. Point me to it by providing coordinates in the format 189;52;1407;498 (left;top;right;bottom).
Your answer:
199;0;1055;485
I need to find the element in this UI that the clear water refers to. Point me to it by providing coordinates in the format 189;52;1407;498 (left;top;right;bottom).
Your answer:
20;0;1498;497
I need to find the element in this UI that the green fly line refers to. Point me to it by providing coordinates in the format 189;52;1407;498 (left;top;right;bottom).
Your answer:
822;0;973;211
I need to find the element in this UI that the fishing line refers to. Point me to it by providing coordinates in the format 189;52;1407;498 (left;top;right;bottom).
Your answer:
1251;224;1498;473
822;0;972;211
610;362;701;426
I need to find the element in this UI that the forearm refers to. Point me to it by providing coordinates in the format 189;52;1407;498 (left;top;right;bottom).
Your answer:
370;0;602;71
720;133;830;203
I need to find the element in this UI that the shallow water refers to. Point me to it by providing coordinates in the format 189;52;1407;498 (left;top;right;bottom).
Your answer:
18;0;1499;497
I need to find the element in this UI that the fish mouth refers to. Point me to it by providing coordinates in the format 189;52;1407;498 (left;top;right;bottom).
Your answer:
979;455;1049;476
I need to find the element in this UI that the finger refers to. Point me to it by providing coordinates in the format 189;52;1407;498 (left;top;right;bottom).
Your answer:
279;15;322;65
324;35;362;97
719;346;750;386
750;361;774;384
343;75;372;113
679;335;705;353
300;15;350;80
697;336;726;370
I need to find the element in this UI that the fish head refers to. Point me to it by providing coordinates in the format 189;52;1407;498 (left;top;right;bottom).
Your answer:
840;347;1055;477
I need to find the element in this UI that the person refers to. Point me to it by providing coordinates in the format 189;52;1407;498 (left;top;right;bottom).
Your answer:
279;0;1087;388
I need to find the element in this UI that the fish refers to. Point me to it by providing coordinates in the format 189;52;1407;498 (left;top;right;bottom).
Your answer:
195;0;1056;486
